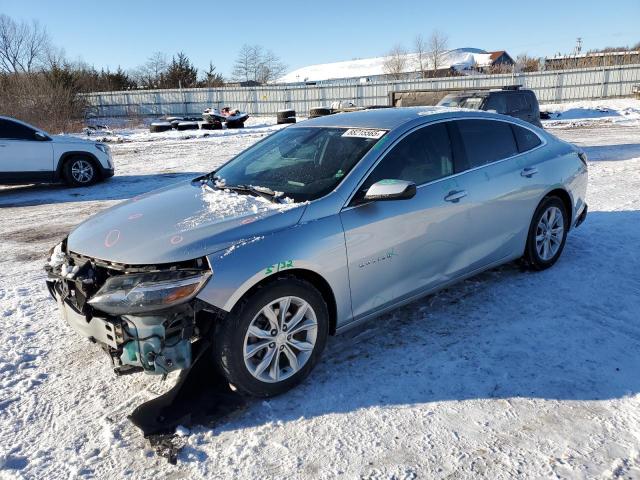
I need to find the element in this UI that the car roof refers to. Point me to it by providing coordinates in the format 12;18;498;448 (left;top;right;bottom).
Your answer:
297;106;479;130
296;106;529;131
446;88;534;97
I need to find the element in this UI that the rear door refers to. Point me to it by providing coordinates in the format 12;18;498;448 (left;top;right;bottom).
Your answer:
447;118;543;270
340;122;473;320
0;119;54;182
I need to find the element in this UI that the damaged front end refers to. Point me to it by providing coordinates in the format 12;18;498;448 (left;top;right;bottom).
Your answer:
45;239;219;376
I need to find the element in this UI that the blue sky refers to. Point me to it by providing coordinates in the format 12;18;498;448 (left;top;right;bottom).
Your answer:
1;0;638;78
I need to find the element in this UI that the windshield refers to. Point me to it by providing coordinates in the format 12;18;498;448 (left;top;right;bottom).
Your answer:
437;95;484;110
212;127;385;202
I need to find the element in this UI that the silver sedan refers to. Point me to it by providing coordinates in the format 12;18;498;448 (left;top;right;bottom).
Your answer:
46;107;588;397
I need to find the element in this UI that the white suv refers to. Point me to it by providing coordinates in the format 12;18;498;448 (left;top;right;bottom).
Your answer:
0;116;114;186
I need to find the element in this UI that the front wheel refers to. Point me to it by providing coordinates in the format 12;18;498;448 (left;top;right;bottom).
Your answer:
524;196;569;270
63;156;98;186
213;278;329;397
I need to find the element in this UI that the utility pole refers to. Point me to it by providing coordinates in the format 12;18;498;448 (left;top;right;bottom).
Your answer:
573;37;583;68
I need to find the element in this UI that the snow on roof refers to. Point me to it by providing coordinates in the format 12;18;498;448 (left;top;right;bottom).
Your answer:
276;48;500;84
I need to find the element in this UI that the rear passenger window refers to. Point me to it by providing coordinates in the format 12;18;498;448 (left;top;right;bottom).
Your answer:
360;123;454;192
507;94;528;113
0;119;36;140
484;95;507;113
454;120;518;168
512;124;542;152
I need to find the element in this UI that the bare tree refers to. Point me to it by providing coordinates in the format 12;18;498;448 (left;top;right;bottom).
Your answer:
133;51;169;88
427;30;449;74
383;44;408;80
232;44;259;83
0;14;51;73
257;49;287;83
413;35;428;78
515;53;540;72
232;44;287;84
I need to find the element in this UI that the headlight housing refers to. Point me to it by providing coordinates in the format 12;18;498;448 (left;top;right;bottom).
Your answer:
88;270;211;315
95;143;109;155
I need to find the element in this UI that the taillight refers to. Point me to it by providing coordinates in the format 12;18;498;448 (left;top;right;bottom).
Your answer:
578;152;588;167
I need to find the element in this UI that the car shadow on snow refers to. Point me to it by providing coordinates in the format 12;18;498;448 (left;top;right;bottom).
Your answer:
197;210;640;439
583;143;640;162
0;172;202;208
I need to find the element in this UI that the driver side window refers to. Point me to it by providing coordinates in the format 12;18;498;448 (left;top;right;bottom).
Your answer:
357;122;454;197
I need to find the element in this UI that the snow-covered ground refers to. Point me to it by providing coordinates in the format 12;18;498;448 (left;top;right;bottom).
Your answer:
1;103;640;479
541;98;640;129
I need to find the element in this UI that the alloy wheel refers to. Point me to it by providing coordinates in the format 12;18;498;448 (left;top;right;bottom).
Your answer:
535;206;564;261
71;160;94;184
243;296;318;383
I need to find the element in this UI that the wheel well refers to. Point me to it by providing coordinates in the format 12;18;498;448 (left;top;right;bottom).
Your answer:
234;269;338;335
57;152;102;180
545;188;573;228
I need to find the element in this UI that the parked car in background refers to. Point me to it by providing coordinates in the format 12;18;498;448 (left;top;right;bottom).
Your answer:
437;86;543;127
0;116;114;186
46;107;587;397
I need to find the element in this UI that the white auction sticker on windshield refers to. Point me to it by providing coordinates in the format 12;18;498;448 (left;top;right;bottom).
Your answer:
342;128;386;139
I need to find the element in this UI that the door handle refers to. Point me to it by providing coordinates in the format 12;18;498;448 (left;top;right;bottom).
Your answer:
444;190;467;203
521;167;538;178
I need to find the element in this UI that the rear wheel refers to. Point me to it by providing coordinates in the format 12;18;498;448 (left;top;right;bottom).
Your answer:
524;196;569;270
63;156;98;186
213;278;329;397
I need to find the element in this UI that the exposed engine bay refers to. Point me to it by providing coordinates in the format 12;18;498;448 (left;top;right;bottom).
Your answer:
45;238;219;375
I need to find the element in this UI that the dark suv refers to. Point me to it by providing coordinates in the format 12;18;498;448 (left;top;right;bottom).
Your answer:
437;87;542;127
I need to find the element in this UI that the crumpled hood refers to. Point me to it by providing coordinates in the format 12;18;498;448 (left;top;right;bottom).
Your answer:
67;180;306;264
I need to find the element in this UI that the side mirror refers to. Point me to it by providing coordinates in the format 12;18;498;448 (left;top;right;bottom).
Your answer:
34;131;50;141
364;179;416;202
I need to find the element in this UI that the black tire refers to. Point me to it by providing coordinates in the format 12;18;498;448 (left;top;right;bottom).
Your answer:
309;106;332;118
63;156;98;187
277;109;296;122
213;278;329;397
176;122;199;131
149;123;172;133
226;120;245;129
524;196;569;270
200;121;223;130
277;117;296;124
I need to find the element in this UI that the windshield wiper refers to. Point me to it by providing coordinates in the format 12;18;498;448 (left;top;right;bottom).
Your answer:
222;184;284;203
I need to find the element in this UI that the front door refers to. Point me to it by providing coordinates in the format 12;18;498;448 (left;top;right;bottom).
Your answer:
340;122;473;321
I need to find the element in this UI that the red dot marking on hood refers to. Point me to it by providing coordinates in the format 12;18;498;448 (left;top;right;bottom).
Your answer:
170;235;184;245
128;213;143;220
104;229;121;248
241;217;257;225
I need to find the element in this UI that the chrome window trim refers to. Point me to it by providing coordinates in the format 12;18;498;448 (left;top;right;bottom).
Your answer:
341;116;547;211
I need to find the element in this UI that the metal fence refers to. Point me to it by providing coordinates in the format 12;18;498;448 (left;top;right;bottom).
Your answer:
84;64;640;118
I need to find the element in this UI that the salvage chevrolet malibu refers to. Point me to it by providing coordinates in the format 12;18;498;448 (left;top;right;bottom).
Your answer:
46;107;588;397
